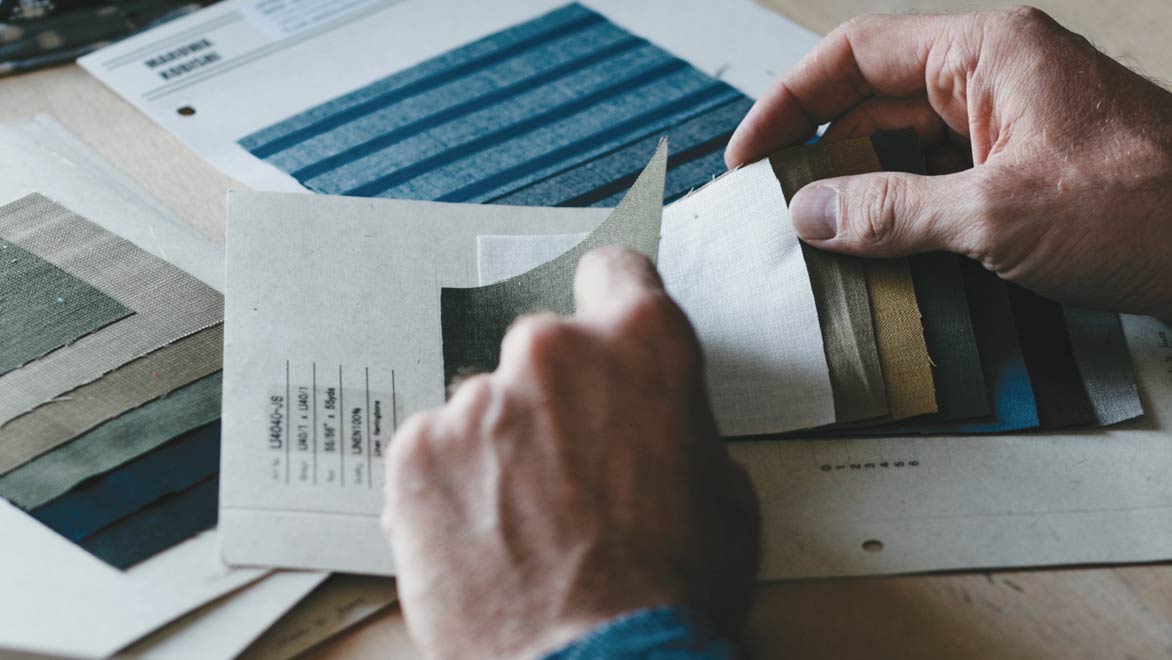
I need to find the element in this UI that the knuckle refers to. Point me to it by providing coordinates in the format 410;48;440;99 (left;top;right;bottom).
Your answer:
387;412;437;473
505;313;574;366
1002;5;1053;27
847;177;903;249
617;291;703;371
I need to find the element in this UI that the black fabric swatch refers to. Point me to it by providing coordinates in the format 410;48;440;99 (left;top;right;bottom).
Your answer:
1005;284;1096;428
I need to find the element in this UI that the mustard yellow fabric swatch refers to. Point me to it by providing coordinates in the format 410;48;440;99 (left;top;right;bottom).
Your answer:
865;257;937;420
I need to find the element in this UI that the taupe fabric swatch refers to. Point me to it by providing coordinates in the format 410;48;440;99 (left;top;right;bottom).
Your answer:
1;238;132;376
1063;306;1144;426
865;257;937;420
770;137;887;424
0;325;223;475
0;194;223;426
0;372;222;510
440;141;667;385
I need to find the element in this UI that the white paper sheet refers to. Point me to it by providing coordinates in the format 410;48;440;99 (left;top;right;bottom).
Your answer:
0;121;324;659
78;0;819;192
223;188;1172;580
0;502;264;659
0;123;224;291
120;571;328;660
221;191;612;574
477;163;837;436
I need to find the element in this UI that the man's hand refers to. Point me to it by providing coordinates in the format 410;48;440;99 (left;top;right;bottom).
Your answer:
727;6;1172;321
382;247;760;660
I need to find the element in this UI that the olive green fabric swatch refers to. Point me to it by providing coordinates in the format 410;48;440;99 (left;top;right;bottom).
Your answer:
0;194;223;426
0;238;132;376
0;325;224;475
0;372;222;510
440;141;668;385
770;137;888;424
864;257;937;420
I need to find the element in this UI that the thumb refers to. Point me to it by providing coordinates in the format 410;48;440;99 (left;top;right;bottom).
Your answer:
789;170;987;258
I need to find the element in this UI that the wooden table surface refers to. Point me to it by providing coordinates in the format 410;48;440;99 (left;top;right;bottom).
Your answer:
2;1;1170;658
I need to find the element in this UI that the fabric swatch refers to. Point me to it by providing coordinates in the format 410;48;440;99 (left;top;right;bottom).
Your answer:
441;141;667;383
79;476;219;570
471;160;838;436
1005;285;1096;429
240;3;747;207
477;233;585;285
769;137;887;424
0;194;223;426
869;128;988;423
0;238;132;376
1062;306;1144;426
657;160;836;435
877;261;1039;434
0;372;222;510
904;252;990;421
864;258;937;421
30;422;220;543
0;325;224;475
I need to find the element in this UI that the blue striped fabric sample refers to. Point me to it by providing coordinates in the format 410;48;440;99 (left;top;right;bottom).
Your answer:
240;3;749;208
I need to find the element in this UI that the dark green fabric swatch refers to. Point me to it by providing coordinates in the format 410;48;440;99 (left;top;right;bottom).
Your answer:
770;137;888;425
79;475;219;570
0;372;222;510
905;252;990;421
0;238;132;376
872;130;989;422
440;141;668;385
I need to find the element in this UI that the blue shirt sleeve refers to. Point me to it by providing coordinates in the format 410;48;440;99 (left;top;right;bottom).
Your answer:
541;607;742;659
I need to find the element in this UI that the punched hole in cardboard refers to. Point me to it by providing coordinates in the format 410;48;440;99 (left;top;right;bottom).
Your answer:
177;106;196;117
862;539;884;553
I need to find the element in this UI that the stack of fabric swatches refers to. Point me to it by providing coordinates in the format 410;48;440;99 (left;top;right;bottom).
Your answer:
0;193;223;569
239;2;1143;437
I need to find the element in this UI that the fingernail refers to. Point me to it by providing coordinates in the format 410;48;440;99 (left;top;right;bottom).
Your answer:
790;185;838;241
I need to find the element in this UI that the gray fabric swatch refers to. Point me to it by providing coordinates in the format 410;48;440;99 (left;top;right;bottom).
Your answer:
0;372;222;510
0;325;224;475
1063;306;1144;426
0;194;223;426
0;238;132;376
439;140;667;384
769;137;888;424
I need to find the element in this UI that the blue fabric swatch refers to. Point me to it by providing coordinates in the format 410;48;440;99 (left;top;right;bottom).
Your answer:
240;3;748;208
30;421;220;543
78;476;219;570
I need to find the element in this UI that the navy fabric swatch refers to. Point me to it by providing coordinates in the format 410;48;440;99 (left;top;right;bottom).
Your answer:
1006;284;1096;428
30;422;220;543
78;475;219;570
240;3;748;208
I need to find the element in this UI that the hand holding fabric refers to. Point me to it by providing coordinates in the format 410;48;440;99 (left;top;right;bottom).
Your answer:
726;7;1172;322
382;246;760;659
